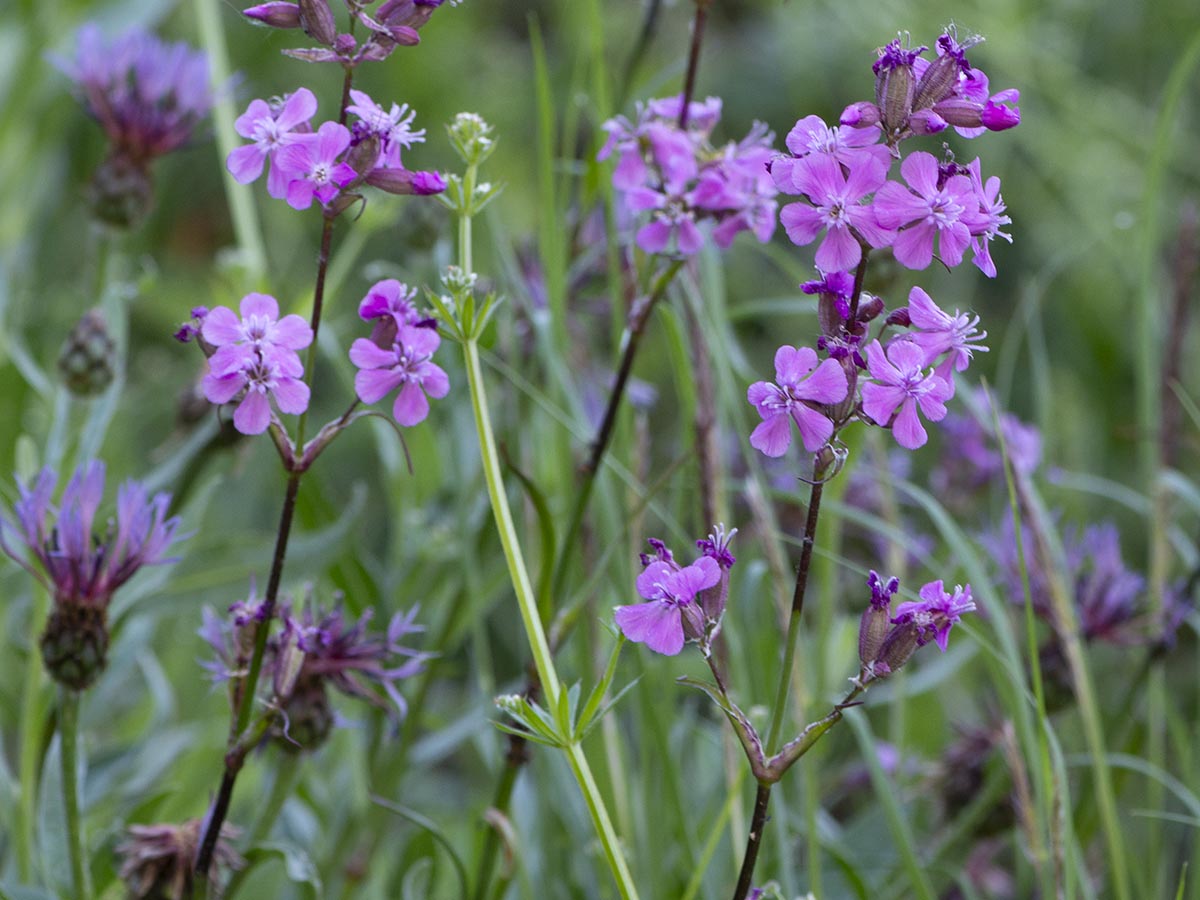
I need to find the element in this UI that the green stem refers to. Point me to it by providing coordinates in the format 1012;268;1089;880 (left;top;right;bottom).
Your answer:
223;753;302;899
59;688;91;900
16;588;49;882
461;339;637;900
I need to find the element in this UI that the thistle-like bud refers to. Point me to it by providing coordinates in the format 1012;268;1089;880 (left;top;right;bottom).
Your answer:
117;818;243;900
41;602;110;691
58;308;117;396
88;155;154;229
277;677;334;751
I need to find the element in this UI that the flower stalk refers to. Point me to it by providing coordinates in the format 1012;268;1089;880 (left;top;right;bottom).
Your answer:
59;687;92;900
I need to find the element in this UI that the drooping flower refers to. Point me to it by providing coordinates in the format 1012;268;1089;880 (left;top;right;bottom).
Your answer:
349;324;449;426
778;153;893;272
117;818;243;900
747;345;849;456
614;548;721;655
873;151;979;269
273;120;358;209
227;89;317;198
0;462;183;688
860;339;953;449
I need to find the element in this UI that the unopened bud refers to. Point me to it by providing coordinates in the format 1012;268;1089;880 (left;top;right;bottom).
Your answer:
41;603;109;690
840;101;881;129
856;293;885;323
885;306;912;329
347;135;380;177
243;1;302;27
907;108;948;136
89;155;154;229
59;309;117;396
365;167;446;195
680;601;706;642
981;98;1021;131
447;112;496;166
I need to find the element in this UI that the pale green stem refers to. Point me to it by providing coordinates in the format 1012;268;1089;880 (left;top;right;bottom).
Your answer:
59;688;92;900
16;588;49;882
461;339;639;900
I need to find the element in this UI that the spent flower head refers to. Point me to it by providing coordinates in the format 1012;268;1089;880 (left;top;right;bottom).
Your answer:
117;818;242;900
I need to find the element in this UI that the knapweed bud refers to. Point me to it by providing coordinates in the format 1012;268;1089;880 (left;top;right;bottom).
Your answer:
41;602;109;690
88;155;154;229
58;308;117;396
297;0;337;45
243;1;302;27
117;818;243;900
277;678;334;751
858;571;899;666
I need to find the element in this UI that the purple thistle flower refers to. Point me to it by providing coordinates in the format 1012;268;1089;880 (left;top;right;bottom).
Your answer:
778;154;894;272
227;89;317;199
56;24;212;165
350;324;449;426
892;580;976;651
902;286;988;393
1;462;182;609
861;339;952;450
346;89;426;169
873;151;979;269
747;345;849;457
614;553;721;655
273;121;358;210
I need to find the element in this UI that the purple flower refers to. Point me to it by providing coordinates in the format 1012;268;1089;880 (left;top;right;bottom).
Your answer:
1;462;182;609
614;553;721;655
227;89;317;198
693;123;779;247
892;580;976;651
350;325;449;426
770;114;891;191
861;339;952;449
346;89;426;169
56;24;212;164
273;121;357;210
960;158;1012;277
778;154;893;272
200;294;313;435
902;286;988;392
359;278;423;333
801;269;856;321
748;345;849;456
873;152;979;269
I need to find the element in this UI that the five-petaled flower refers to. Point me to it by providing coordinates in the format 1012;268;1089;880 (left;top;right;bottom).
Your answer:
227;89;317;199
747;345;849;457
350;325;450;426
892;580;976;651
273;121;358;210
901;286;988;393
614;550;722;656
873;151;979;270
860;339;953;449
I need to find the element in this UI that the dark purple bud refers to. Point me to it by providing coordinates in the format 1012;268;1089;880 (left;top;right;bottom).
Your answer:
347;135;380;176
297;0;337;46
982;98;1021;131
388;24;421;45
333;33;356;55
841;101;881;129
243;1;301;28
907;108;948;136
376;0;439;30
885;307;911;328
856;294;885;323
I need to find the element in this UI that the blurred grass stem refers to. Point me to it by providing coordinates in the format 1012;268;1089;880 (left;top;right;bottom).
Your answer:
59;688;92;900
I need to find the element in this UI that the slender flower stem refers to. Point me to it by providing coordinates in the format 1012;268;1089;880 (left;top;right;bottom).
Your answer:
678;0;713;129
59;688;92;900
16;587;49;883
731;785;771;900
461;337;639;900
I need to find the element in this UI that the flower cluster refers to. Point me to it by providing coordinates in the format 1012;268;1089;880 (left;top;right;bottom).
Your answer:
243;0;453;66
349;279;449;426
748;28;1014;457
599;95;778;255
194;294;314;435
55;24;213;226
228;88;444;211
857;571;976;680
0;462;183;689
613;526;736;655
202;591;426;749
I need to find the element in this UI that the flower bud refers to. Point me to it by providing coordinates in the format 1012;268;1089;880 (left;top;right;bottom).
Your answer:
981;97;1021;131
873;47;918;140
906;108;948;136
912;55;963;111
276;679;333;751
680;601;706;642
59;308;117;396
243;1;301;27
447;112;497;167
297;0;337;46
840;101;881;129
929;98;982;129
41;602;109;690
88;155;154;229
365;167;446;195
856;293;886;323
885;306;912;328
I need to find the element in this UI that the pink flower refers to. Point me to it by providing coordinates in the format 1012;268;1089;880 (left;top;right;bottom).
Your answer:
861;339;952;449
747;345;849;457
778;154;893;272
226;89;317;198
960;158;1012;278
614;555;721;655
904;286;987;393
201;292;313;362
350;325;449;426
770;114;891;191
873;152;979;270
892;581;975;651
346;89;426;170
273;121;357;210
